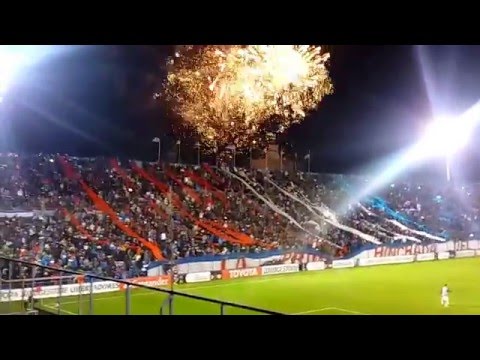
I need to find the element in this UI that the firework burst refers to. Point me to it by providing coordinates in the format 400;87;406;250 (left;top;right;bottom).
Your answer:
162;45;333;149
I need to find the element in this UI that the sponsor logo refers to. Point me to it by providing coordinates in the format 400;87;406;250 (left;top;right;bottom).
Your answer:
132;278;169;288
0;289;20;300
92;282;119;291
223;267;259;280
415;253;435;262
119;276;171;290
306;262;326;271
332;259;356;269
185;272;211;283
0;281;121;302
261;264;299;276
437;251;450;260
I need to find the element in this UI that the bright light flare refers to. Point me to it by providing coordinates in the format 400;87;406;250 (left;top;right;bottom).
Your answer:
0;51;26;95
0;45;73;100
336;101;480;215
417;116;473;158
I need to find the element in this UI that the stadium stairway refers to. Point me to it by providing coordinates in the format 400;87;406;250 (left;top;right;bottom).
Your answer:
57;156;164;260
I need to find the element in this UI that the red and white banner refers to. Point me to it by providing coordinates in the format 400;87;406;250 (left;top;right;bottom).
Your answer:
354;240;480;259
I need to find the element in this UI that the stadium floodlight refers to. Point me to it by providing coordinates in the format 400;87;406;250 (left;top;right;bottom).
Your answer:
418;116;471;157
415;115;475;182
0;45;72;103
339;101;480;213
0;50;27;98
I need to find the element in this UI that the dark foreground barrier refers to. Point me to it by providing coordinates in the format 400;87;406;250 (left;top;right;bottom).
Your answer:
0;256;284;315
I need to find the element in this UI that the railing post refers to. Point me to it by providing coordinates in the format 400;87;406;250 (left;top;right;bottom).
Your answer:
78;280;82;315
169;294;174;315
126;284;131;315
8;279;12;313
220;304;225;315
57;275;63;315
21;277;25;307
89;277;94;315
8;260;12;313
31;272;36;311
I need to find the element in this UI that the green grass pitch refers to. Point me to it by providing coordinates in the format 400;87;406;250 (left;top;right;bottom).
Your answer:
8;257;480;315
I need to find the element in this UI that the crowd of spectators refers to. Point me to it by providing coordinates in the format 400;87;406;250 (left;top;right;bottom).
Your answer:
0;153;478;283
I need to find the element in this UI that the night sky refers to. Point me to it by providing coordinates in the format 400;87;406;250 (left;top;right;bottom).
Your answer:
3;45;480;179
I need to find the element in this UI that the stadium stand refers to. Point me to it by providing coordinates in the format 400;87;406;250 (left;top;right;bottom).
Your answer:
0;153;477;284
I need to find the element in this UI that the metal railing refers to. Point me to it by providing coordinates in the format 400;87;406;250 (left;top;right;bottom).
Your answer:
0;256;283;315
1;310;39;315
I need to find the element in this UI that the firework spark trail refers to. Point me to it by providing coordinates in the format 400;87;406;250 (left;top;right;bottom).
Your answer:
162;45;333;149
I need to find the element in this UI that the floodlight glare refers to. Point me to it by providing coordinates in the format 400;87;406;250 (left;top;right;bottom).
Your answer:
417;116;472;158
0;51;27;95
0;45;77;98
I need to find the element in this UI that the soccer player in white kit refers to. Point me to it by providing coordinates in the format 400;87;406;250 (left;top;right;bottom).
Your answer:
441;284;450;307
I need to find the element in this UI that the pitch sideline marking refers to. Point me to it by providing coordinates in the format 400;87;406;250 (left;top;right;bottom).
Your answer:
42;304;78;315
292;307;367;315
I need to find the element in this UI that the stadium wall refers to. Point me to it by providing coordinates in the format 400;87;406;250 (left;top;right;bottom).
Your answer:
4;245;480;304
148;239;480;276
348;239;480;259
147;250;324;276
0;275;171;303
